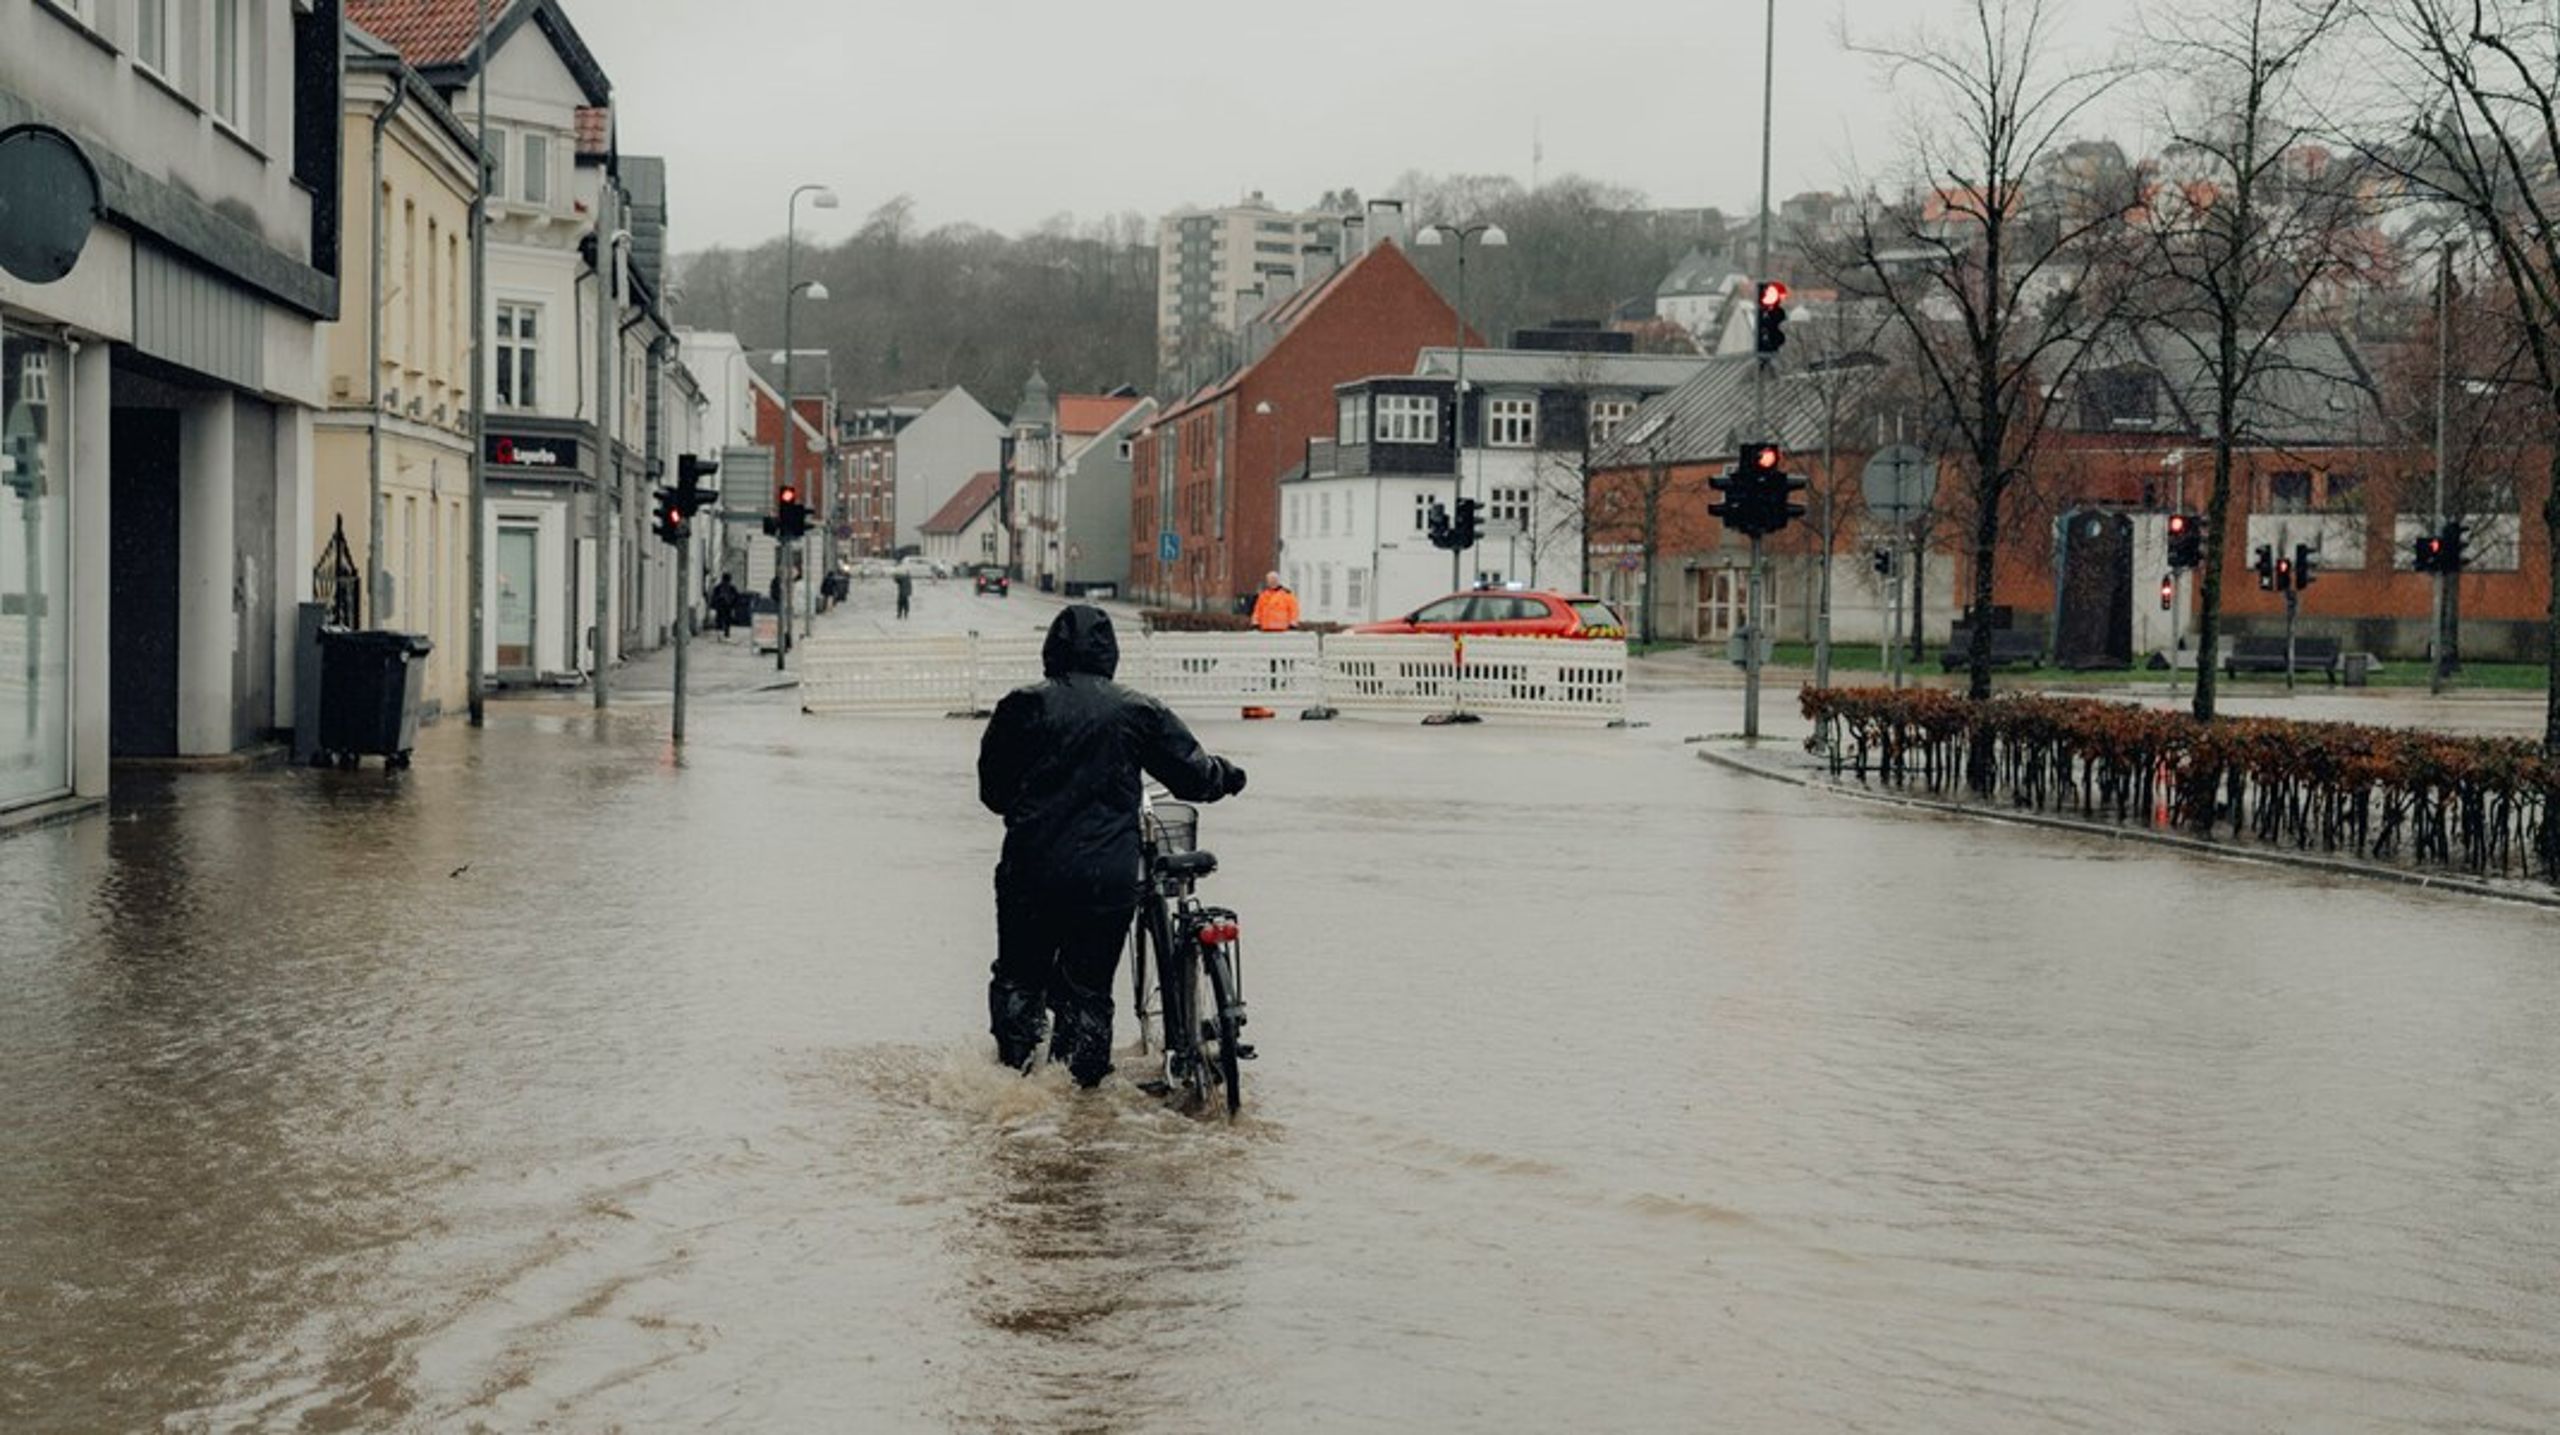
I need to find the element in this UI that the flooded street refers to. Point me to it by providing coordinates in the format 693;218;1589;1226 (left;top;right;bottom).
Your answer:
5;598;2558;1432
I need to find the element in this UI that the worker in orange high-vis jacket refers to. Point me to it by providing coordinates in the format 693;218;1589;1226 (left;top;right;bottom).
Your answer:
1251;571;1300;632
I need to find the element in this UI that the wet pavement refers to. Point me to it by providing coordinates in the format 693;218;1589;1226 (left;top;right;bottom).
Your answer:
4;579;2559;1432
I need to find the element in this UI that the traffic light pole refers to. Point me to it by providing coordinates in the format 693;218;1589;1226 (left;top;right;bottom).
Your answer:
2431;240;2452;696
1743;0;1777;742
673;528;690;744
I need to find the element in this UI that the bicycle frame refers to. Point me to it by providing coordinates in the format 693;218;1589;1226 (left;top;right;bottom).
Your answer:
1132;790;1249;1112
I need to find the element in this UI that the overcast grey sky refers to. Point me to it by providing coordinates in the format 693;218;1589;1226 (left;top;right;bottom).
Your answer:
571;0;2148;252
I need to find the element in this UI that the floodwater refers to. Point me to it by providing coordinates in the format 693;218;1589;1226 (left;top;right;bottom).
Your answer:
4;631;2558;1431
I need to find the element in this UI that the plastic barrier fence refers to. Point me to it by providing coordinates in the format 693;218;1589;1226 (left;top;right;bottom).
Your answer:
797;635;975;713
797;631;1626;725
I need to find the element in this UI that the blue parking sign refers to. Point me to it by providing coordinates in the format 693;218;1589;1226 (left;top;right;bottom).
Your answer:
1159;531;1180;561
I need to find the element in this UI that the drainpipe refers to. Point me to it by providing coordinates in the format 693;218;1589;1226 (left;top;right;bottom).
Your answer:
368;71;413;629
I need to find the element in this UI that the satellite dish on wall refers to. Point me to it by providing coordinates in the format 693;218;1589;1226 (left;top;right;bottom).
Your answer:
0;125;103;285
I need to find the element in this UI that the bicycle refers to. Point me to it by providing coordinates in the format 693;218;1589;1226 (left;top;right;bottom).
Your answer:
1130;788;1252;1117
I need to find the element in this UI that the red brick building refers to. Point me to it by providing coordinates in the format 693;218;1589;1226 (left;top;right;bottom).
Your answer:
1129;242;1469;610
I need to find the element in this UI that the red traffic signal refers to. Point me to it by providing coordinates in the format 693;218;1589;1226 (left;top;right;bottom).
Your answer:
1747;442;1783;471
1753;282;1790;355
777;485;799;507
2159;574;2175;610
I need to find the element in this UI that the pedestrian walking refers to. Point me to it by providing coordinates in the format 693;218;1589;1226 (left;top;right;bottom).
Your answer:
895;571;913;620
1251;571;1299;632
976;605;1247;1085
710;573;739;640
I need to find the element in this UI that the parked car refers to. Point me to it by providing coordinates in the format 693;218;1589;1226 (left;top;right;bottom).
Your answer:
1351;588;1625;639
974;566;1010;596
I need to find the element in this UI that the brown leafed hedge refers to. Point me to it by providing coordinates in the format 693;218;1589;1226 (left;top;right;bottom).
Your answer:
1800;686;2560;886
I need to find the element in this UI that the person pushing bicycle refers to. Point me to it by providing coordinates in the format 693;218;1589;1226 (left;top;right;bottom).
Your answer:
977;605;1248;1085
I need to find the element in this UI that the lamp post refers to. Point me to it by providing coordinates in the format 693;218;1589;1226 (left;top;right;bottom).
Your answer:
778;183;837;668
775;288;827;670
467;0;491;726
1414;221;1506;589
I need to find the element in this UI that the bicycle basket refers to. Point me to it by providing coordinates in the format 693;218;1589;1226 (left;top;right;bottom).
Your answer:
1142;801;1198;854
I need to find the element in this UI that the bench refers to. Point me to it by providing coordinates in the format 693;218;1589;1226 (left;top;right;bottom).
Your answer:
1940;627;2045;671
2225;635;2340;683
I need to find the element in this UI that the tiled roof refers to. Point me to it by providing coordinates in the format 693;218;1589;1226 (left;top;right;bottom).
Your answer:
920;471;1002;535
344;0;502;67
1056;394;1141;436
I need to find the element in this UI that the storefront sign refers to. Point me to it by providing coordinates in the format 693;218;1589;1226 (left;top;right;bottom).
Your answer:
487;434;578;469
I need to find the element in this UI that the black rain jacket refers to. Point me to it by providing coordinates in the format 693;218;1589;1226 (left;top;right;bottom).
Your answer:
977;606;1236;912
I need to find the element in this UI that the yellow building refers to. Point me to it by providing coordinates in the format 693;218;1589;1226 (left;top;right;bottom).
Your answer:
313;24;481;717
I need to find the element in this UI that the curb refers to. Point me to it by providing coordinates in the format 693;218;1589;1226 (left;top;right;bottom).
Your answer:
1696;744;2560;912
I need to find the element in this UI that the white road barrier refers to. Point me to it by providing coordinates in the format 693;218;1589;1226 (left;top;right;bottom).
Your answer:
798;630;1627;725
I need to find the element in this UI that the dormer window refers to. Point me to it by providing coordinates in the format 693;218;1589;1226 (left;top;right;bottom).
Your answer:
1376;393;1437;444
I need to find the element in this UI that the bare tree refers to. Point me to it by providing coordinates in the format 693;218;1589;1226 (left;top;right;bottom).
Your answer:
2368;0;2560;752
1838;0;2139;702
2133;0;2363;719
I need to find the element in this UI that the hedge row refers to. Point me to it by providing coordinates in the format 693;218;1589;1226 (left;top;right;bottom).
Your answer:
1799;687;2560;885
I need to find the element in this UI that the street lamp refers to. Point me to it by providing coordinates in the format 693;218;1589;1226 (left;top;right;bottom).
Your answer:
1415;221;1506;588
776;184;835;666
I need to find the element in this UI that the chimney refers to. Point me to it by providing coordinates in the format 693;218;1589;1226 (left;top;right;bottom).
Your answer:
1261;262;1299;307
1342;213;1367;257
1366;198;1407;250
1299;241;1338;286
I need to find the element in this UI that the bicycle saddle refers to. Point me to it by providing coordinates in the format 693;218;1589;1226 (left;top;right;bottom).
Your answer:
1159;849;1219;878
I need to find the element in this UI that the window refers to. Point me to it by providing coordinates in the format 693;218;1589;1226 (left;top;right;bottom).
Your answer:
1319;563;1335;609
135;0;170;74
1491;486;1532;526
1376;393;1438;444
494;302;539;408
1347;567;1366;613
2322;472;2365;512
521;132;551;206
1488;397;1536;448
1590;399;1636;443
1337;393;1359;444
1414;597;1473;624
211;0;242;125
402;199;417;366
1117;438;1133;460
2262;470;2313;515
1318;490;1332;537
425;217;440;375
1414;493;1438;532
483;125;508;198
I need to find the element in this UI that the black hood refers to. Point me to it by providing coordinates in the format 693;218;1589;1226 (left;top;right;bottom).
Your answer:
1042;604;1119;678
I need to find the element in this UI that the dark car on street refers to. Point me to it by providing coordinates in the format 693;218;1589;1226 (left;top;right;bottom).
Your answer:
975;566;1010;596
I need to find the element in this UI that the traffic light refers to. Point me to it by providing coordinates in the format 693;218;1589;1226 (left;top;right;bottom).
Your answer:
2159;573;2176;611
1753;281;1789;356
2293;543;2317;590
774;484;811;543
2441;519;2468;573
2166;512;2201;569
2412;532;2444;573
652;486;686;547
2254;544;2276;591
2274;552;2293;591
1451;497;1482;550
2;420;43;500
1426;500;1454;550
1712;443;1804;539
1870;548;1893;576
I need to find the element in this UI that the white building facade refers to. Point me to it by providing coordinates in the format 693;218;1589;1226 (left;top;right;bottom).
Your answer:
1280;349;1706;626
2;0;344;817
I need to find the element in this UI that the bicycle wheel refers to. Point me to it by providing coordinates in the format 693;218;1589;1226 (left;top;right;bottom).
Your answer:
1128;899;1161;1054
1156;935;1210;1107
1203;945;1243;1117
